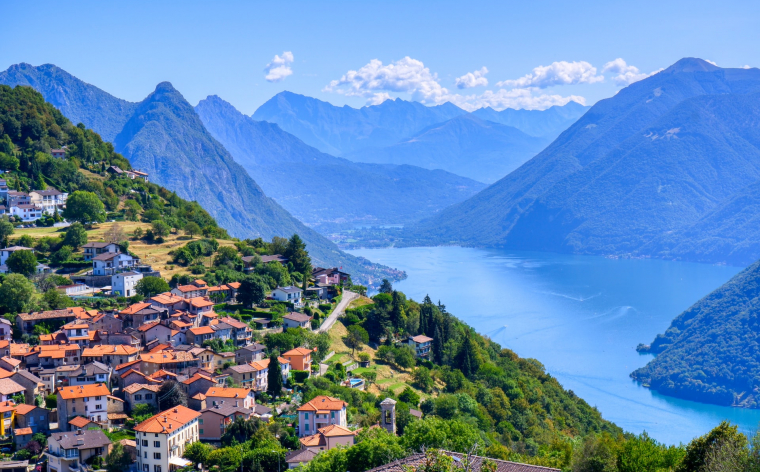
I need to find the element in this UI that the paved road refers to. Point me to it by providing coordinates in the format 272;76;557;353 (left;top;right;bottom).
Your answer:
317;291;358;333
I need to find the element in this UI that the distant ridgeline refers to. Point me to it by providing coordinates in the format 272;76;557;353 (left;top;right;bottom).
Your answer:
632;259;760;407
404;58;760;267
0;84;220;232
0;63;402;284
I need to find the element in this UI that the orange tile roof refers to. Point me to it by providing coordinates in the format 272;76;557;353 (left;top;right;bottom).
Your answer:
137;321;162;332
189;326;214;335
319;424;355;437
123;383;161;395
182;373;214;385
149;343;173;353
13;404;37;415
299;432;325;447
0;369;12;379
58;383;110;399
9;344;29;357
134;405;200;434
120;303;152;315
194;280;207;286
189;297;214;308
284;347;313;357
119;368;145;379
205;387;253;399
297;395;347;412
115;359;141;371
151;293;185;305
148;369;178;379
191;393;206;400
140;351;196;364
0;401;16;413
228;282;241;289
83;345;138;356
68;416;93;428
175;285;203;293
14;427;32;436
220;317;248;329
62;322;90;330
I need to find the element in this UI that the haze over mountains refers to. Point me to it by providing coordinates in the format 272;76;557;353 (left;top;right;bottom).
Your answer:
0;63;398;283
194;95;485;227
252;91;585;183
405;58;760;267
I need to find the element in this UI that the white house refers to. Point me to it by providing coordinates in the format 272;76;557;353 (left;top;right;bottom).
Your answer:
50;149;67;159
82;242;120;261
112;271;143;297
272;286;303;305
57;284;89;296
56;383;111;428
92;252;138;276
408;335;433;359
134;406;199;472
283;312;312;330
10;204;42;222
30;188;68;215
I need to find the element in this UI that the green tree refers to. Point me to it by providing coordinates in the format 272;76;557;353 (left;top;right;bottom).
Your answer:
43;289;74;310
399;387;420;406
677;421;745;472
345;427;406;472
183;441;214;466
390;290;407;330
269;236;289;256
400;417;482;454
618;432;685;472
184;222;201;238
63;191;106;225
237;276;266;308
221;417;262;447
213;246;240;268
344;324;369;356
157;380;187;410
50;245;73;265
62;222;88;249
131;403;157;424
379;278;393;294
135;276;170;298
123;199;142;221
105;442;133;472
151;220;170;238
284;233;311;274
455;331;481;378
267;354;284;398
0;274;35;314
572;433;620;472
0;217;13;247
7;250;37;277
412;367;434;393
394;345;415;369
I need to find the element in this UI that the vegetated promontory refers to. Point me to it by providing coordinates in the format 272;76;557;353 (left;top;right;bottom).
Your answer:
632;259;760;407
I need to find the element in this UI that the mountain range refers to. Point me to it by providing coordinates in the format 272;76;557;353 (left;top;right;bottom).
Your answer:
252;91;585;183
403;58;760;267
631;259;760;408
194;95;485;228
0;63;400;284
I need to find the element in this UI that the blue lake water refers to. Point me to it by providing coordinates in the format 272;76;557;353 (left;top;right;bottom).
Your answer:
348;246;760;445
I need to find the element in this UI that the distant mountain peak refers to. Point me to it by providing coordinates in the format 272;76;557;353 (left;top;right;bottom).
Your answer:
664;57;720;74
154;81;178;93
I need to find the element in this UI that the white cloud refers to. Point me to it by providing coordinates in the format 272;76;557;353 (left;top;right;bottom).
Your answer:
743;65;752;69
455;67;488;89
324;56;586;111
496;61;603;89
264;51;294;82
323;56;450;104
601;58;663;86
705;59;718;66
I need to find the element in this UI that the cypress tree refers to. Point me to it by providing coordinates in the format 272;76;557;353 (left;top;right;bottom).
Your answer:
433;324;444;365
267;353;283;398
391;290;407;330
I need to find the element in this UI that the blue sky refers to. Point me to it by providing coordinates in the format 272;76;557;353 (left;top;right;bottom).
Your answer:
2;0;759;114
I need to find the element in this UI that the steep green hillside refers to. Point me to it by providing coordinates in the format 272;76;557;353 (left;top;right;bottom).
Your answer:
0;63;137;142
112;82;398;283
404;59;760;266
632;260;760;407
346;114;550;183
195;95;485;227
252;91;465;156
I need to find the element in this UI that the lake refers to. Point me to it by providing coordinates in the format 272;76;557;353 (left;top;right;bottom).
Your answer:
348;246;760;445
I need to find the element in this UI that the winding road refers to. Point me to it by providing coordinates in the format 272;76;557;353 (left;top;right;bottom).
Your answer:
317;290;358;333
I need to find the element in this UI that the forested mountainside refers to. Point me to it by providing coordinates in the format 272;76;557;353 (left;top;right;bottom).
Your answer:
0;64;399;284
252;91;466;156
345;114;550;183
195;95;485;228
471;101;589;140
404;58;760;267
632;260;760;407
0;63;137;142
0;83;223;235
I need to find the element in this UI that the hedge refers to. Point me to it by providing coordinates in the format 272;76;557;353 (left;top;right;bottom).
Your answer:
291;370;309;383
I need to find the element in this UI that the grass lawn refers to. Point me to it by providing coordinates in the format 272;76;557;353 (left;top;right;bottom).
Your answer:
105;429;135;442
348;296;373;309
326;320;431;399
16;221;237;279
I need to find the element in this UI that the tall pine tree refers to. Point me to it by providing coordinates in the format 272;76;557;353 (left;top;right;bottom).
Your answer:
455;332;481;378
267;353;284;398
433;324;445;365
284;234;311;275
391;290;407;331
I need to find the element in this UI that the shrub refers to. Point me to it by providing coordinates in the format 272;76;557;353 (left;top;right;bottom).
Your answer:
291;370;309;383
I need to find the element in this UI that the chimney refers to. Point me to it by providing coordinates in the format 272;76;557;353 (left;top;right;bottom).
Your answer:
76;429;83;435
235;400;239;407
